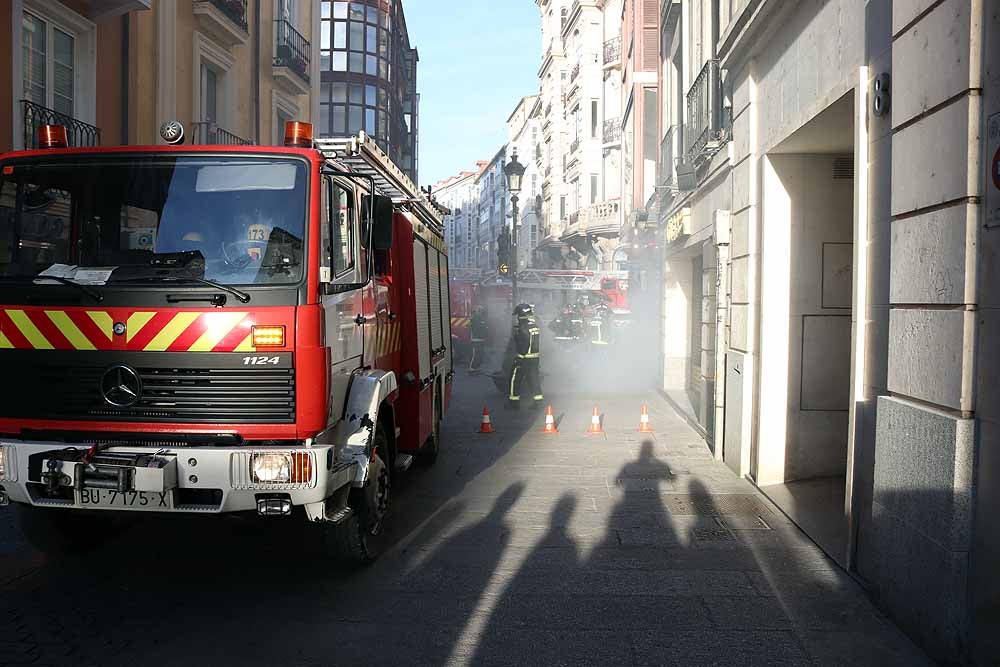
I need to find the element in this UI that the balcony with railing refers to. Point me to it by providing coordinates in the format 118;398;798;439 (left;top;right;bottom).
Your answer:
563;200;621;239
603;36;621;68
273;19;310;95
570;61;581;82
685;59;724;160
603;118;621;146
191;121;253;145
21;100;100;148
569;137;581;154
193;0;248;46
659;125;677;188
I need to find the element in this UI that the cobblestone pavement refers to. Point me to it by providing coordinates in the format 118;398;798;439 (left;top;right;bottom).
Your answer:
0;362;932;666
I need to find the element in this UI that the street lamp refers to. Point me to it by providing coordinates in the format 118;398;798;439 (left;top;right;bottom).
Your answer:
503;149;526;306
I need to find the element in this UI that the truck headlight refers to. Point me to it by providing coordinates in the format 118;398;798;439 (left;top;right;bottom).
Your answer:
251;453;291;483
249;452;313;485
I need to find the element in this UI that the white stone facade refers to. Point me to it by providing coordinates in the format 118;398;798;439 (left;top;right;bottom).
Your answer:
434;169;480;270
534;0;622;270
654;0;996;661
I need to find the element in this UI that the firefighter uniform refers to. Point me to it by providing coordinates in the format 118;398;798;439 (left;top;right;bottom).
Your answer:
469;306;488;373
506;304;543;405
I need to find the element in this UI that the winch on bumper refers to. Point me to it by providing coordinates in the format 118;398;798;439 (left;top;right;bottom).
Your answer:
0;440;358;518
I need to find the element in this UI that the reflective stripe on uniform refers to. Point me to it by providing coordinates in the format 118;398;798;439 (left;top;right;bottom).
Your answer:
509;367;519;400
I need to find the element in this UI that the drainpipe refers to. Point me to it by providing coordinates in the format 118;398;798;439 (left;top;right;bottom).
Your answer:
252;0;261;144
121;13;129;145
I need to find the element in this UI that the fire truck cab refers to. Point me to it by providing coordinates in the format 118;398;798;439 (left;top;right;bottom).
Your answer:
0;123;451;563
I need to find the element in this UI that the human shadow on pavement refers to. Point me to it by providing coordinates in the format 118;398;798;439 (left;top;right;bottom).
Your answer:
463;443;684;667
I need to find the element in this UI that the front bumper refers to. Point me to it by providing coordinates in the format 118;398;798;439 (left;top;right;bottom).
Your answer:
0;439;355;515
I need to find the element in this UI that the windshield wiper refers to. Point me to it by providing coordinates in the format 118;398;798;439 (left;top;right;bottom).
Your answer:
0;275;104;302
113;276;251;304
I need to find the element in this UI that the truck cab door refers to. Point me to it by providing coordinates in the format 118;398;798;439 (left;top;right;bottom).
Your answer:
320;176;365;424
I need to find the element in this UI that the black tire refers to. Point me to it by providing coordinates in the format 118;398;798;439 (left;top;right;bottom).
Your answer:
331;420;392;565
417;391;442;466
14;504;119;556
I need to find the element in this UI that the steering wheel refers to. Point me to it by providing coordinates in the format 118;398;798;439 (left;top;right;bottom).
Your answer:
221;240;268;269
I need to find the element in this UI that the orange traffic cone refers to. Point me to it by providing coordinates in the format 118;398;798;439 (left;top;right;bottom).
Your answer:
638;404;654;432
542;406;558;433
479;407;494;434
587;407;603;434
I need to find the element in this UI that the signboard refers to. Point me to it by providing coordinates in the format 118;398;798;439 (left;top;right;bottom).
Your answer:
988;112;1000;229
665;207;691;242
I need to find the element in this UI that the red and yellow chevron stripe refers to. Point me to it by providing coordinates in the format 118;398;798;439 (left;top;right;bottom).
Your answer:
0;309;264;353
451;317;470;330
366;321;402;360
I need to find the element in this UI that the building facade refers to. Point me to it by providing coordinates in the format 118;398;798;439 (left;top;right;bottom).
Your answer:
534;0;623;271
654;0;997;662
316;0;418;183
136;0;315;147
2;0;315;152
434;168;480;270
474;147;509;273
2;0;148;153
506;95;542;272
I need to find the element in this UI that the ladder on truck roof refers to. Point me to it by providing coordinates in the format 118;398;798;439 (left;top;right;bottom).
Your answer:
315;132;443;232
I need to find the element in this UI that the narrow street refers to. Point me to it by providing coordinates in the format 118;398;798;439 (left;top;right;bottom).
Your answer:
0;351;930;666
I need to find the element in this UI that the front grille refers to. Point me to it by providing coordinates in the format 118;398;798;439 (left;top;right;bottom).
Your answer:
0;360;295;424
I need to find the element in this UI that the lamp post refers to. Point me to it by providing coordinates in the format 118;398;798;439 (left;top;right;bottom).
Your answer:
503;149;526;306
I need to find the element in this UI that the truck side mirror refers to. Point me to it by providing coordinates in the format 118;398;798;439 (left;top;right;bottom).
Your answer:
372;194;394;251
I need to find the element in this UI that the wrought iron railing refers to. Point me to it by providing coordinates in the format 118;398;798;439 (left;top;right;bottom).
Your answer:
685;59;721;158
603;36;621;65
21;100;100;148
534;143;542;162
191;121;253;145
198;0;248;32
274;19;310;81
570;61;581;81
569;137;580;154
660;125;677;187
603;118;621;144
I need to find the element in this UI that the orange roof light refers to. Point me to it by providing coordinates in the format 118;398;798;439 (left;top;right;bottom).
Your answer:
38;124;68;149
284;121;313;148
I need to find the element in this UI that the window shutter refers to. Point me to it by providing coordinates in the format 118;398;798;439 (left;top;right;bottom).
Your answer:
642;27;658;71
642;0;658;26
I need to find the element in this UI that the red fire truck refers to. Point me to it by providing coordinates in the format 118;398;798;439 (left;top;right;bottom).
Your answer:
0;123;452;563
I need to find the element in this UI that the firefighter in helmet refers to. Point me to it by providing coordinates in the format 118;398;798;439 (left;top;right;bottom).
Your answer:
505;303;543;407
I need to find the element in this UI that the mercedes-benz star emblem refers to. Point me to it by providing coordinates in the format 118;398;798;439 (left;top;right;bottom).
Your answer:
100;365;142;408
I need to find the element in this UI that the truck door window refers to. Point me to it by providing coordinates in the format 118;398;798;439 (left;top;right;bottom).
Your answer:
326;178;355;276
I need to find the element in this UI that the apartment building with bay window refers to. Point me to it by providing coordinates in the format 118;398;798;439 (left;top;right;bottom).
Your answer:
316;0;419;183
2;0;316;153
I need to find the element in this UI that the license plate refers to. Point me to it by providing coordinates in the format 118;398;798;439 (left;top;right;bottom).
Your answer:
76;488;174;510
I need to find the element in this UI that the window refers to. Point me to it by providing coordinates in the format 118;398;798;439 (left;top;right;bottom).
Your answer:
591;100;599;138
590;173;599;204
200;65;219;123
326;179;355;276
22;12;75;116
559;196;566;221
0;156;308;286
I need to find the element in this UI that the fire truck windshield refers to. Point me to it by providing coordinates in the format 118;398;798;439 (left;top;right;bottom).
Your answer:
0;155;308;287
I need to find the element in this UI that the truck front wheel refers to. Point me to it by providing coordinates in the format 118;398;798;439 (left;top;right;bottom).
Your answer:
332;420;392;565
